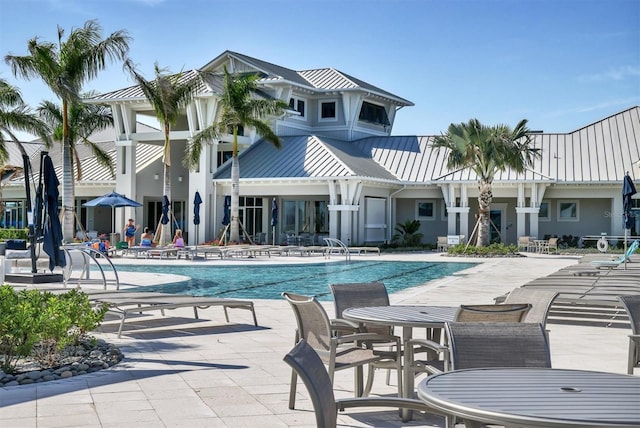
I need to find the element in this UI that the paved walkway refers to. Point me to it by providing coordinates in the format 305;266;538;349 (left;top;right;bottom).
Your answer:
0;252;633;427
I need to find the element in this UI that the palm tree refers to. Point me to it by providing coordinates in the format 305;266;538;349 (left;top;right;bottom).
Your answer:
5;19;130;241
123;60;201;245
188;65;287;243
432;118;540;247
0;78;50;161
37;94;115;180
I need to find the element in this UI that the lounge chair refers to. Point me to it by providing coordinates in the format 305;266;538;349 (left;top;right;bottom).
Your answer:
90;292;258;338
501;288;558;328
590;240;639;268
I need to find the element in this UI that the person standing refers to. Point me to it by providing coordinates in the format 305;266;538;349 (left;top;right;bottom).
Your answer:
123;218;139;248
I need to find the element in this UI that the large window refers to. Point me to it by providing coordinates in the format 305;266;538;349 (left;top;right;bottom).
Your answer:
319;100;337;121
217;150;232;167
558;200;579;222
358;101;390;126
239;197;263;237
1;200;24;228
539;201;550;221
289;96;306;119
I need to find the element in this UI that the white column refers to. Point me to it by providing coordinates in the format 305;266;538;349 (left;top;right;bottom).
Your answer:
115;139;137;236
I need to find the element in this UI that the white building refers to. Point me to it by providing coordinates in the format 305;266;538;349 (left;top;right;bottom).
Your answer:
3;51;639;247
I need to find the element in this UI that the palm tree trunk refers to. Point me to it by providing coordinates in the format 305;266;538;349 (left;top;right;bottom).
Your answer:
159;128;172;246
476;180;492;247
61;99;75;242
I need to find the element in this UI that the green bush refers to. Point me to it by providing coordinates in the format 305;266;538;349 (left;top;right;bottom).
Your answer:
447;242;520;256
392;220;424;246
0;286;107;372
0;228;29;241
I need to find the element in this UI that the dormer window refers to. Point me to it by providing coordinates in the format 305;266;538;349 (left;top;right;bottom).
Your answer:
289;96;306;119
319;100;337;121
359;101;390;127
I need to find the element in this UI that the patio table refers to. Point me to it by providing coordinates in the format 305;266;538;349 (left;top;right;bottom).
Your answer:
343;305;457;421
417;367;640;428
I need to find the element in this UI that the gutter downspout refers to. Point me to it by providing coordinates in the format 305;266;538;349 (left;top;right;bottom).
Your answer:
387;186;406;243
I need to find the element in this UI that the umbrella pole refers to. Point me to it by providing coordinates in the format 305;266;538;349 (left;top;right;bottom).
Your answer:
624;229;628;270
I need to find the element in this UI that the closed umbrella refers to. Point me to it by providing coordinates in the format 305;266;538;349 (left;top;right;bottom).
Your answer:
623;173;637;269
42;153;65;271
271;198;278;245
161;195;171;225
193;191;202;250
83;191;143;238
222;195;231;226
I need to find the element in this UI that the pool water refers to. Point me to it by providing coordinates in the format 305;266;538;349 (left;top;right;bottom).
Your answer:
121;260;476;300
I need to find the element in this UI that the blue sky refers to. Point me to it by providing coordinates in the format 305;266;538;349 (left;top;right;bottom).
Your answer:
0;0;638;141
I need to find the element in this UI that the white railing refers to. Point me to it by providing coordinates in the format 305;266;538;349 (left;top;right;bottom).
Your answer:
323;238;350;261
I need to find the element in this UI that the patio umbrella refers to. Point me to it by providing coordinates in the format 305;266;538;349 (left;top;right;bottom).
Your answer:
193;191;202;249
271;198;278;245
222;195;231;226
42;153;65;271
623;173;637;268
83;191;143;237
161;195;171;225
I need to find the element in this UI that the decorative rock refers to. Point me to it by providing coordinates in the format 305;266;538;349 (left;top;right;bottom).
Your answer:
60;371;73;379
19;378;34;385
26;371;43;380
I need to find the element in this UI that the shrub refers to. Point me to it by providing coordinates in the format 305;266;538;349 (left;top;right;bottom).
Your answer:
447;242;520;257
392;220;424;246
0;286;107;372
0;228;29;241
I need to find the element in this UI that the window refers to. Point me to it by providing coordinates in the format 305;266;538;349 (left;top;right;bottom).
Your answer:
558;200;579;222
539;201;550;221
416;200;435;220
319;100;336;121
225;125;244;136
217;150;232;167
358;101;390;126
289;96;306;119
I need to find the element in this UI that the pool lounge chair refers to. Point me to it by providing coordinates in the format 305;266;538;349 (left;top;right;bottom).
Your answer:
90;292;258;338
590;240;639;268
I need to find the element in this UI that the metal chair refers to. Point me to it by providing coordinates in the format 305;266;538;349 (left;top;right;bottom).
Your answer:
329;282;402;388
454;303;531;322
282;292;401;409
283;339;440;428
618;295;640;374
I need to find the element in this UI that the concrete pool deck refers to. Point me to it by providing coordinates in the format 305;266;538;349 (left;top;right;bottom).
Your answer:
0;252;634;427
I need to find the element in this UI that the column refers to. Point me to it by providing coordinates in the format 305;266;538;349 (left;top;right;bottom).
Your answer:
115;139;137;237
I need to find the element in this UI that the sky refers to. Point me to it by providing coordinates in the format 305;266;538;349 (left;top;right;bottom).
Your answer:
0;0;638;142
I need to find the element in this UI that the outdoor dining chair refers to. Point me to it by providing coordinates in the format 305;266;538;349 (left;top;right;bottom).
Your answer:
283;339;441;428
281;292;401;409
329;282;402;388
618;295;640;374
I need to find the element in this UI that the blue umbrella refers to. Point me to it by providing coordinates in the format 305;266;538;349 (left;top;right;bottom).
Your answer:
623;173;637;230
83;191;142;236
193;191;202;226
161;195;171;225
271;198;278;245
42;154;65;270
222;195;231;226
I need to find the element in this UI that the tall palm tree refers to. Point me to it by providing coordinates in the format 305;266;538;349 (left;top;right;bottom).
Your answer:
37;94;115;180
0;78;50;161
5;19;130;241
432;118;540;247
123;60;201;245
188;65;287;243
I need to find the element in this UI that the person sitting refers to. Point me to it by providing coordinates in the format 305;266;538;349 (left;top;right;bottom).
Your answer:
140;227;154;247
172;229;185;248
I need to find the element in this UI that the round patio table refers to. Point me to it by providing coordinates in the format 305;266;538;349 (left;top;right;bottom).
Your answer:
417;367;640;428
343;305;457;421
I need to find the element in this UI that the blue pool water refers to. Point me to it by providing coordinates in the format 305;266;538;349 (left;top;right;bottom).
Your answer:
120;260;476;300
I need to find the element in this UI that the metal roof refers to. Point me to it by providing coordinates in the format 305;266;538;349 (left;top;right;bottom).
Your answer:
215;106;640;185
213;135;397;181
91;51;413;107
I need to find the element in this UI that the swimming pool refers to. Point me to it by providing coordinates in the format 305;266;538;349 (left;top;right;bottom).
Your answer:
120;260;476;300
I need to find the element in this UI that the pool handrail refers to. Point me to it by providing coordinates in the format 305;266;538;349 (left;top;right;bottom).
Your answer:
323;238;350;261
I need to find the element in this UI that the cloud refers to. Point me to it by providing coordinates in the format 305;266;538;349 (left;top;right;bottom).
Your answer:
578;66;640;83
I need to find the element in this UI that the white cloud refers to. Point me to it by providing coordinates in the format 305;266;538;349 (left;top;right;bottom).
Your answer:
578;66;640;83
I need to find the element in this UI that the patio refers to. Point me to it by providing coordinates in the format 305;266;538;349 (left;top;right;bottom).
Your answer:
0;252;633;427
